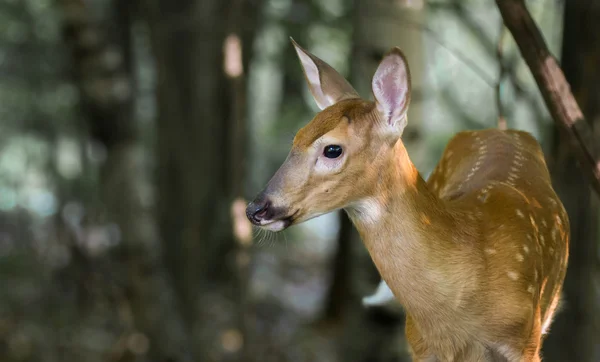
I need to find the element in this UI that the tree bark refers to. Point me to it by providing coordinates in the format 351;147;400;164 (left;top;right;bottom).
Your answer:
59;0;193;361
495;0;600;196
143;0;261;360
321;212;353;323
541;1;600;361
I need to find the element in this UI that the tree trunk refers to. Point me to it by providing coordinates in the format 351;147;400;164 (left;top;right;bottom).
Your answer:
144;0;261;360
59;0;193;361
543;1;600;361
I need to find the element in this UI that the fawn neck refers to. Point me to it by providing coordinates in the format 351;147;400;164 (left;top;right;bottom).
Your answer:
346;140;481;323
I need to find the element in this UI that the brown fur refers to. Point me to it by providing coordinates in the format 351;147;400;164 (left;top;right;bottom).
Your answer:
252;43;569;362
293;99;375;148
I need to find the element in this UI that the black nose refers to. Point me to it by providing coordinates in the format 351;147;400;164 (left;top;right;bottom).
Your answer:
246;198;272;224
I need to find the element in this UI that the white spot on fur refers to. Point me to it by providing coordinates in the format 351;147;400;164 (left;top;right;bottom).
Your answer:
516;253;524;262
507;271;519;280
523;245;529;254
527;285;535;294
478;192;489;203
555;214;562;225
485;248;497;255
462;137;486;187
516;209;525;218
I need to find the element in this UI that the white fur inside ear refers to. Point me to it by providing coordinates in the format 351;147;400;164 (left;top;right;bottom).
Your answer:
362;280;396;307
296;49;330;109
292;40;361;110
372;52;410;134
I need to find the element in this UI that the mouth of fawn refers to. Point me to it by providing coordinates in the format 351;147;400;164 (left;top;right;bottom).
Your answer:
246;38;569;362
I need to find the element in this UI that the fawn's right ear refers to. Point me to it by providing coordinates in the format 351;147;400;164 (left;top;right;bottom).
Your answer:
291;38;360;110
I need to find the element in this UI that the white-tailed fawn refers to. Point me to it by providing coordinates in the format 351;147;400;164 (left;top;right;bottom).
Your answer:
246;39;569;361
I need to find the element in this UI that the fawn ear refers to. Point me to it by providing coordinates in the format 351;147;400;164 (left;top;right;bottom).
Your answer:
291;38;360;110
372;47;411;139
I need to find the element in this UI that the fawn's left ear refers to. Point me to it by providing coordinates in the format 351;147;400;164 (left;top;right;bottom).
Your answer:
291;38;360;110
372;47;411;139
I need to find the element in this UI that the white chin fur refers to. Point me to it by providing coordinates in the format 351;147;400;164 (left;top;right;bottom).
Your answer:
261;220;286;232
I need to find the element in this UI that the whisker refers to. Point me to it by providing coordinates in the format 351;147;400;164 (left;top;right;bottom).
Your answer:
258;229;266;245
268;231;276;248
254;227;266;246
282;230;289;251
252;226;286;249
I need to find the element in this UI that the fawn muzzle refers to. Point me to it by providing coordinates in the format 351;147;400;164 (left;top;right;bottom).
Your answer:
246;198;271;224
246;151;308;231
246;189;296;231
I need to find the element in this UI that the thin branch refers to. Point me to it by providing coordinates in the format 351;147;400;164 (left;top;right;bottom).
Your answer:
496;0;600;196
445;1;496;57
433;2;534;98
496;24;507;130
368;8;547;121
398;19;496;88
396;13;535;102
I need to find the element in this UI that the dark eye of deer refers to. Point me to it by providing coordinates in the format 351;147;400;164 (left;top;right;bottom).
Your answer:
323;145;343;159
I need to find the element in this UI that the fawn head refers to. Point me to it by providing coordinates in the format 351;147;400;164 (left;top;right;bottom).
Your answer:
246;39;412;231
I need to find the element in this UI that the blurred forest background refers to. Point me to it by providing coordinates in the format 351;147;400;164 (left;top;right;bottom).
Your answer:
0;0;598;361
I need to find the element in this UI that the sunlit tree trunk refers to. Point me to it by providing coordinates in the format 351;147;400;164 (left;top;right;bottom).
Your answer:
543;1;600;361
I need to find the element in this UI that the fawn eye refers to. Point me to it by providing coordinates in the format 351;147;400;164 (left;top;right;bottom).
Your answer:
323;145;343;159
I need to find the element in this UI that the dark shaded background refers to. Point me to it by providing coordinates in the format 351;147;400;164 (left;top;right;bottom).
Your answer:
0;0;597;361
